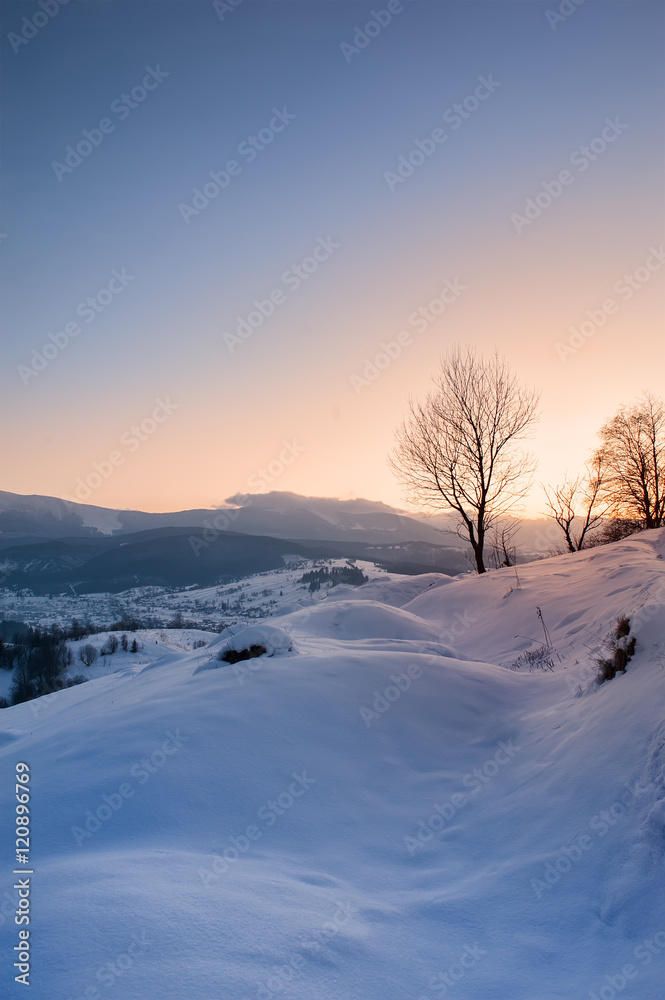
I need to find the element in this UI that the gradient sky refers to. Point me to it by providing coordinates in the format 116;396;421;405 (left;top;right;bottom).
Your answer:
1;0;664;516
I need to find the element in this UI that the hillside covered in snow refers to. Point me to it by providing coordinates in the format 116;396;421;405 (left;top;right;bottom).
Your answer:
1;530;664;999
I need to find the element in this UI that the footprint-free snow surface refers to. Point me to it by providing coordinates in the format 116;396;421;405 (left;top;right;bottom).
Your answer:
2;531;665;999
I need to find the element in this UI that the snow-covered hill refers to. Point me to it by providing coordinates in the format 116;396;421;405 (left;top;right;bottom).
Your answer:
0;558;396;635
1;531;664;999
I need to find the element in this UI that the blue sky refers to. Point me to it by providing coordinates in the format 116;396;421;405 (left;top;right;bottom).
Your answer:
1;0;664;512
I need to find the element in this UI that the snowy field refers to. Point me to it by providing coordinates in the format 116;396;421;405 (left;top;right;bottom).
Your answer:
0;558;390;633
1;531;664;998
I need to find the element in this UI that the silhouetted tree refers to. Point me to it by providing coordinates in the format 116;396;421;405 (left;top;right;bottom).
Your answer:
391;347;539;573
26;631;69;694
488;521;519;568
595;392;665;529
543;453;606;552
10;662;37;705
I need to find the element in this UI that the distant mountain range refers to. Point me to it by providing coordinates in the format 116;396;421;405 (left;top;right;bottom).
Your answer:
0;490;554;593
0;491;474;592
0;490;456;546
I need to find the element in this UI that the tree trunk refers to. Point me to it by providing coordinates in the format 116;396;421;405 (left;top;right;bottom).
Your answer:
473;544;486;574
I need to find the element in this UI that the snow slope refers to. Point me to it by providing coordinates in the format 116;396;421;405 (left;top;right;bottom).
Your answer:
1;531;664;999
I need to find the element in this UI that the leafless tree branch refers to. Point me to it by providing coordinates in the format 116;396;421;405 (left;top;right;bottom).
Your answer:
390;346;540;573
594;392;665;529
542;453;606;552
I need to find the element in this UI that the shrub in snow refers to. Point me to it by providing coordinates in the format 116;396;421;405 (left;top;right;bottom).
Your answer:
587;518;644;547
597;616;636;683
66;675;88;687
101;634;119;655
219;644;267;664
0;696;10;709
216;624;294;667
510;644;555;672
79;644;98;667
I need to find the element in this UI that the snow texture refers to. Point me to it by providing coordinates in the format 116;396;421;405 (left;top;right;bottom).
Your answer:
1;529;664;999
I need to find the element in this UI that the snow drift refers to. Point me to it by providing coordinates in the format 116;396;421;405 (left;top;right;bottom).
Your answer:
0;530;664;999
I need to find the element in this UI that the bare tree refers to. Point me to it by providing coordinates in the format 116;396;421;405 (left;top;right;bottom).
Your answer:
594;392;665;529
79;643;98;667
488;520;519;568
390;347;540;574
170;610;184;629
101;634;119;655
589;517;644;546
543;454;606;553
10;661;36;705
